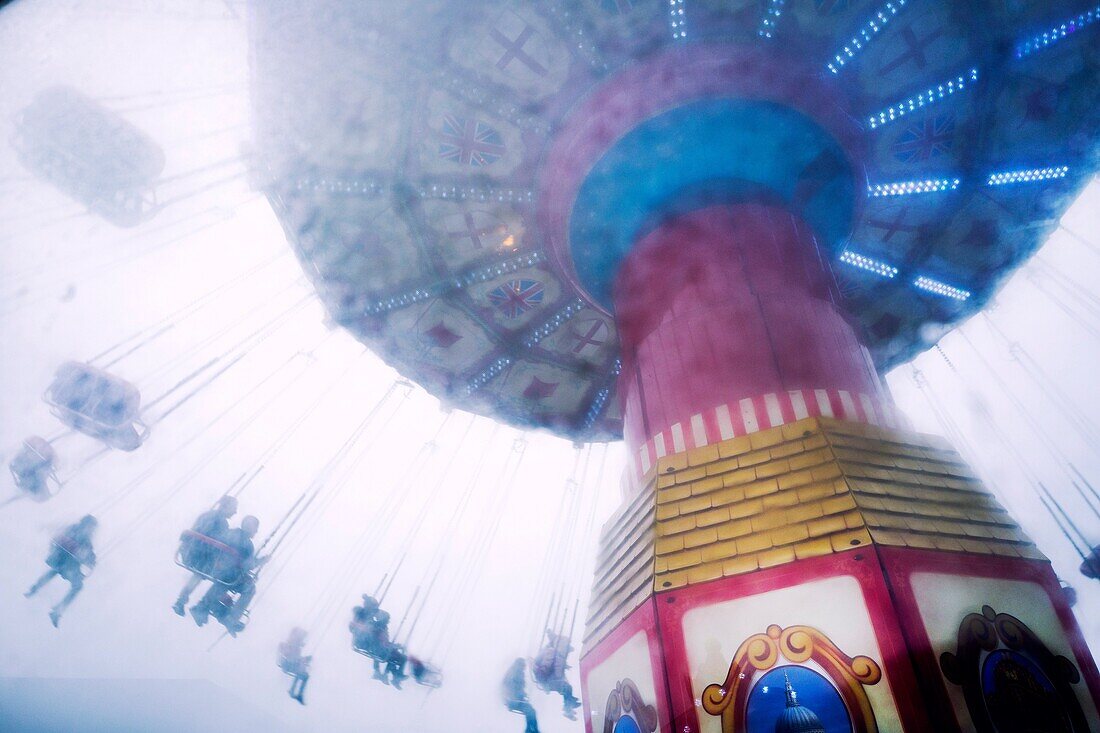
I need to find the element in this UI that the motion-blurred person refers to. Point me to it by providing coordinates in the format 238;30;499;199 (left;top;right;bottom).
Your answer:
25;515;97;627
366;609;392;680
503;658;539;733
278;627;312;704
190;515;264;633
349;593;381;647
532;629;581;719
173;495;237;615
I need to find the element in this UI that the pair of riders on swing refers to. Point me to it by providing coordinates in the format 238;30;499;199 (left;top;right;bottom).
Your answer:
531;629;582;719
349;594;440;689
173;496;267;635
501;629;581;733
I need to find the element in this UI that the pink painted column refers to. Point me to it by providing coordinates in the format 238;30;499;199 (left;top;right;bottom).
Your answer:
613;204;888;476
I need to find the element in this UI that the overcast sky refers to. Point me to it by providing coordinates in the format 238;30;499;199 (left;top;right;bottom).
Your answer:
0;2;1097;732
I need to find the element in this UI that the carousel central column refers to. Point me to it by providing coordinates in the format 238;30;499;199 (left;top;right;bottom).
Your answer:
613;203;888;477
579;205;1099;733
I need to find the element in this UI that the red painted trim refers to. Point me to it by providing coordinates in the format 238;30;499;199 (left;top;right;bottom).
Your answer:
629;388;898;480
652;550;933;733
877;546;1100;730
580;597;674;733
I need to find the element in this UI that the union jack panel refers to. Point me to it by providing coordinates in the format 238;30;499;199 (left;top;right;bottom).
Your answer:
486;278;547;319
891;113;957;165
418;92;525;178
863;102;975;181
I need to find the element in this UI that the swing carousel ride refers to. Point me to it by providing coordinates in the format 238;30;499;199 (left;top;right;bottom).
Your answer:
247;0;1100;731
3;0;1100;731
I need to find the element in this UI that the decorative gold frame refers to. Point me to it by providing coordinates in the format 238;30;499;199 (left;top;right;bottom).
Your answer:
701;624;882;733
603;678;659;733
940;605;1088;733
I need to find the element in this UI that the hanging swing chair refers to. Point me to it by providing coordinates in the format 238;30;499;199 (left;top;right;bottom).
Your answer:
174;530;245;586
50;535;96;579
44;361;149;451
12;86;164;227
204;576;255;637
350;619;392;663
8;435;60;501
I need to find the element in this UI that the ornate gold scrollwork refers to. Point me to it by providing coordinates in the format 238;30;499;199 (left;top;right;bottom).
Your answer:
701;624;882;733
603;678;658;733
940;605;1088;733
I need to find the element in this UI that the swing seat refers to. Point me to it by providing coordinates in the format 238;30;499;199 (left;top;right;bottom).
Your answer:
531;655;565;688
352;643;390;662
9;436;60;501
414;670;442;689
280;660;309;678
50;539;93;577
44;362;149;451
531;665;570;695
349;620;392;661
215;603;251;637
208;578;254;636
174;530;244;585
13;86;165;227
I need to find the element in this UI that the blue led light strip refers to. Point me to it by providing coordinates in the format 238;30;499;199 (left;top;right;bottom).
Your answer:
758;0;785;38
522;298;586;348
582;359;622;430
668;0;686;40
987;166;1069;186
364;251;546;316
465;356;514;395
868;69;979;129
416;183;534;203
868;178;960;197
914;276;971;301
582;389;610;428
295;177;385;195
1016;5;1100;58
839;250;899;278
827;0;909;74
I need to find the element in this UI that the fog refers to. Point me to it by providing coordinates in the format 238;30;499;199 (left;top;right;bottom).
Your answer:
0;1;1097;732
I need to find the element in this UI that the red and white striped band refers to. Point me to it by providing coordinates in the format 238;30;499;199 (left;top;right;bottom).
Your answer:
633;388;905;478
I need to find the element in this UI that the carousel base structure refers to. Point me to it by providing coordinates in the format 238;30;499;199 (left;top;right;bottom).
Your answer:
581;417;1100;733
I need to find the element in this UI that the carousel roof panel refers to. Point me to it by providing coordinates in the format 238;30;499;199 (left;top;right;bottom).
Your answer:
250;0;1100;441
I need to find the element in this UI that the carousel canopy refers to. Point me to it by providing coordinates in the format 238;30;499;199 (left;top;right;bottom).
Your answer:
248;0;1100;441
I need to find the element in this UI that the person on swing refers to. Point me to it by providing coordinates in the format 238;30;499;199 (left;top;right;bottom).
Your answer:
25;515;97;627
502;658;539;733
173;495;237;616
277;627;312;704
532;629;581;719
190;515;266;633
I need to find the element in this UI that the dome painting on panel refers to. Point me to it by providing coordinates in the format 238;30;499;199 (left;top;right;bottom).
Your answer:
745;666;851;733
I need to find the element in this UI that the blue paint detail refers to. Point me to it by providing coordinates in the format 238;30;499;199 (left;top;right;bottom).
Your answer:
746;666;853;732
568;99;855;310
613;714;642;733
